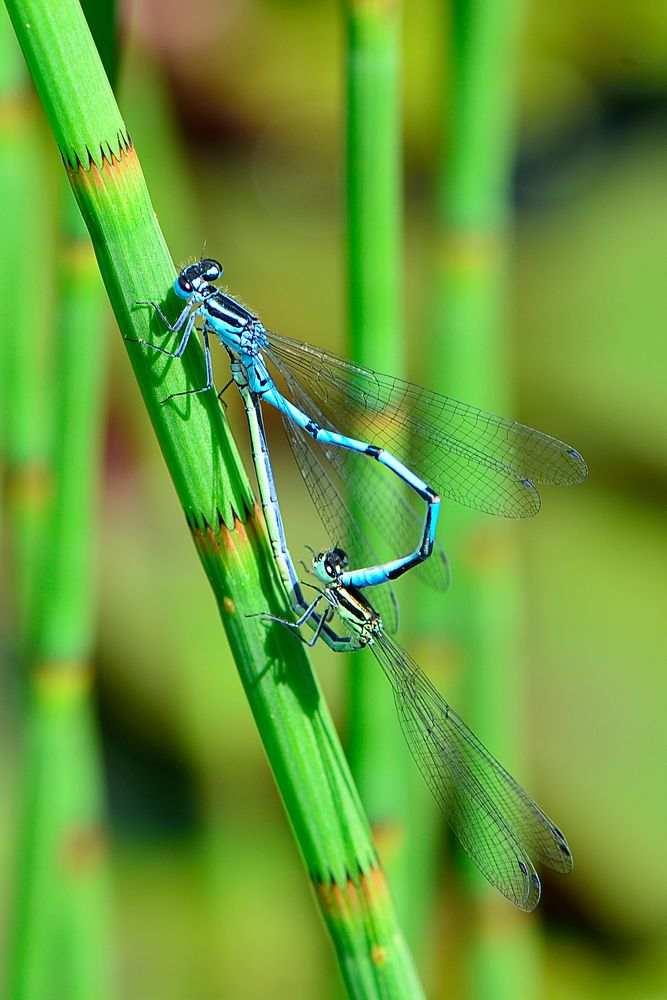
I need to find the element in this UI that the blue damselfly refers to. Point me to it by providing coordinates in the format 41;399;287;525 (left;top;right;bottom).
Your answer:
265;546;573;911
129;259;587;591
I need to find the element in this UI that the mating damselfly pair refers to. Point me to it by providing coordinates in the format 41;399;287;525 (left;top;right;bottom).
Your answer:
129;258;586;911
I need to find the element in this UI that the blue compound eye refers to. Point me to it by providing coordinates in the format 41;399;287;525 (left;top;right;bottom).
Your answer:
176;275;193;297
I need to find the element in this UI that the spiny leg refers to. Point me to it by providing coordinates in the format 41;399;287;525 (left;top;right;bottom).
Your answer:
125;308;198;362
161;326;214;402
136;299;192;333
258;592;326;631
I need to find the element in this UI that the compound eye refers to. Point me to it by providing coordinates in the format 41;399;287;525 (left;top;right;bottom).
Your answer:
324;551;344;577
177;276;193;295
202;259;222;281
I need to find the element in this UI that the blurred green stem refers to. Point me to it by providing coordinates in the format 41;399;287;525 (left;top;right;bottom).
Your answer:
7;187;114;1000
0;4;51;644
4;0;425;992
2;3;114;993
346;0;402;374
344;0;422;938
428;0;539;995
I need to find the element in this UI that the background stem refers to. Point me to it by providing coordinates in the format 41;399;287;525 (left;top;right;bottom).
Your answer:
427;0;539;994
6;176;114;1000
344;0;416;935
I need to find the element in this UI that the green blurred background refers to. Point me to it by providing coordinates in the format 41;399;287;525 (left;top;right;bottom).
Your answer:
1;0;666;997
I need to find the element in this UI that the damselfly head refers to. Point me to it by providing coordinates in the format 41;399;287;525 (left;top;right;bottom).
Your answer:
175;259;223;299
312;547;349;584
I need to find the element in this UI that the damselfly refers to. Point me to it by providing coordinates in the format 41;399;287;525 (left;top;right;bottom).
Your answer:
265;546;573;911
130;259;587;587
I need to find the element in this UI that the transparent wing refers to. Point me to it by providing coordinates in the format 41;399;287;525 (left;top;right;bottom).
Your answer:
371;633;573;911
268;347;451;594
278;407;400;633
266;331;588;518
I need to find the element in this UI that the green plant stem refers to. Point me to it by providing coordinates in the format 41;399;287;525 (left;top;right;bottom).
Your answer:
9;672;112;1000
4;0;426;992
345;0;426;940
427;0;539;994
7;179;114;1000
0;5;51;642
346;1;402;375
